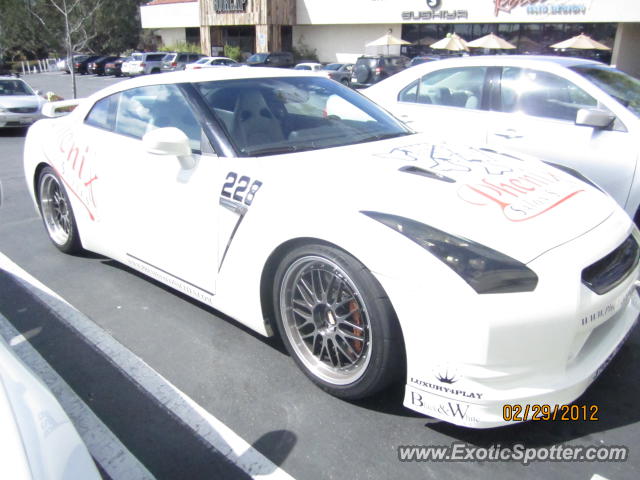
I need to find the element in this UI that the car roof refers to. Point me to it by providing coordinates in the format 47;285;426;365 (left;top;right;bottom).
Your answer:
412;54;604;68
0;76;27;82
295;62;322;67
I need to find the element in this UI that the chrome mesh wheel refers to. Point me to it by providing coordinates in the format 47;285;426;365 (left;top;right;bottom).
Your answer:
39;172;71;246
279;256;372;385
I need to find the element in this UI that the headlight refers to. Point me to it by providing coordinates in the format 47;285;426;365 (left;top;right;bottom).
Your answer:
363;211;538;294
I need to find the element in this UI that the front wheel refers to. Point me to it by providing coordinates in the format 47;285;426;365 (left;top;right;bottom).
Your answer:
38;167;82;253
273;244;404;400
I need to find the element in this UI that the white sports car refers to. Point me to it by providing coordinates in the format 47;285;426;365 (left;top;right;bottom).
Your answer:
24;68;640;428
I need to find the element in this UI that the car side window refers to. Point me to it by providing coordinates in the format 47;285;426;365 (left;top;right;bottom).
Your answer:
114;84;202;151
398;67;486;109
417;67;487;109
399;80;419;103
500;67;598;122
85;94;117;131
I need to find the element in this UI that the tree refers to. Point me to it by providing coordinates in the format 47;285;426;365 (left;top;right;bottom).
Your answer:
27;0;103;97
0;0;57;60
87;0;143;55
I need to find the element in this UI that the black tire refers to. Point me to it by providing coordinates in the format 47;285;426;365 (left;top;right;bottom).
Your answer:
37;166;82;254
273;243;404;400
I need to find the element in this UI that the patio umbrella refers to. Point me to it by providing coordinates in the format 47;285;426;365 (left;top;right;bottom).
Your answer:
550;33;611;50
467;33;516;49
366;32;410;55
430;33;469;52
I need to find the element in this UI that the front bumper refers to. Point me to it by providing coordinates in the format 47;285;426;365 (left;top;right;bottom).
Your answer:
378;208;640;428
0;112;41;128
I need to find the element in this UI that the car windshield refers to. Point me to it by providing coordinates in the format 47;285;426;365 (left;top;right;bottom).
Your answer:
247;53;268;63
131;54;143;61
571;64;640;118
324;64;341;71
0;79;34;96
194;76;411;156
294;65;312;70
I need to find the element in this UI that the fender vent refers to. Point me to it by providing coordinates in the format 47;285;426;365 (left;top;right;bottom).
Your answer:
582;235;639;295
399;165;456;183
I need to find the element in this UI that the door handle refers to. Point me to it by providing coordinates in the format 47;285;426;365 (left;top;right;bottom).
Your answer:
493;129;523;139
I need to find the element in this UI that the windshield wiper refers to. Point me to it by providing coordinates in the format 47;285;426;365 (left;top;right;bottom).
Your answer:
242;144;316;157
351;131;412;145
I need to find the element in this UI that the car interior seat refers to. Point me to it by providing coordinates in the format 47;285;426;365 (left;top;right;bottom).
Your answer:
232;90;285;151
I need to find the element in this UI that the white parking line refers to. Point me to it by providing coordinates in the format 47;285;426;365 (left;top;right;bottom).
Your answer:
0;251;296;480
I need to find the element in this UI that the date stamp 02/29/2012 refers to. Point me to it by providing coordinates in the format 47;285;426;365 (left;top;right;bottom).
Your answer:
502;404;599;422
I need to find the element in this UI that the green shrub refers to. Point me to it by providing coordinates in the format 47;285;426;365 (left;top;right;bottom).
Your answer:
292;36;318;63
223;44;242;62
158;41;202;54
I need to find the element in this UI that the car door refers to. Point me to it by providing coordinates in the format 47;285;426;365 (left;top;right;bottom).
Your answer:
389;66;492;145
486;66;636;208
85;83;223;299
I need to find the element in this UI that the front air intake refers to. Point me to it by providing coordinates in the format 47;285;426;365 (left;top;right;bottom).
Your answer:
582;235;639;295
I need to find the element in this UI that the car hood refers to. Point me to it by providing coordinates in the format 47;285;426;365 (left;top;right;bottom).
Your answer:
0;95;42;109
279;136;617;264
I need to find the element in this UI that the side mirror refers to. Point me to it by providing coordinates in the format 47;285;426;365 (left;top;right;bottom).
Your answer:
576;108;615;129
143;127;195;169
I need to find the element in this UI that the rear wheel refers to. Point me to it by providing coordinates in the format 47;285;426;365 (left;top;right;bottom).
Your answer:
37;167;82;253
273;244;403;399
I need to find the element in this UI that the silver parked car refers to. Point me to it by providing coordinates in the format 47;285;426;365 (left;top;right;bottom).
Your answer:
161;52;205;72
121;52;167;76
364;55;640;222
0;77;45;128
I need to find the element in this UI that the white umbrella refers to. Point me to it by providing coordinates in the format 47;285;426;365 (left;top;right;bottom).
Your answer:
550;33;611;51
366;32;410;55
366;32;411;48
467;33;516;50
430;33;469;52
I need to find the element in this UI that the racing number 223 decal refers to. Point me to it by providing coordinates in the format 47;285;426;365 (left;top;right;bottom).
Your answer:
221;172;263;206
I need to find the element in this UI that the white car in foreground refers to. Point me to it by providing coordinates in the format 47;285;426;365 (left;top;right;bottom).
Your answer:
25;68;640;428
0;335;100;479
364;55;640;222
0;77;45;128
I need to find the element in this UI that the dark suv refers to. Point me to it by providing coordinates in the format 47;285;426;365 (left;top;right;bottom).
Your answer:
350;55;409;88
246;52;294;68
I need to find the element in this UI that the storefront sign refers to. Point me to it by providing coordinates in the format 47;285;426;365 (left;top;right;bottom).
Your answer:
402;1;469;21
214;0;247;13
493;0;586;17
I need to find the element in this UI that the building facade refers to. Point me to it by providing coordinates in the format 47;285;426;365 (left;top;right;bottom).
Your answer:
140;0;640;76
140;0;201;47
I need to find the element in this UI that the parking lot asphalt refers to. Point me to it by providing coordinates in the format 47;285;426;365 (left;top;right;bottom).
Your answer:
0;72;639;480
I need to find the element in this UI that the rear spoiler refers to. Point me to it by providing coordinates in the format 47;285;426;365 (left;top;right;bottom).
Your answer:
42;99;83;118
